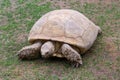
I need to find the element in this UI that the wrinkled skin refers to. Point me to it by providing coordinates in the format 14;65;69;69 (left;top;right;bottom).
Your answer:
18;41;83;67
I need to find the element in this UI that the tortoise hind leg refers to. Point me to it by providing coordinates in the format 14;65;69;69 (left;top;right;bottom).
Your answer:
61;44;82;67
96;26;102;34
17;41;42;60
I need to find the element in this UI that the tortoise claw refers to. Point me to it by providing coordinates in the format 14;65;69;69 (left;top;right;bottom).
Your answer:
72;60;83;68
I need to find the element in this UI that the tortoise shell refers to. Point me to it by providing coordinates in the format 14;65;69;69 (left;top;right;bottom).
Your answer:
28;9;101;53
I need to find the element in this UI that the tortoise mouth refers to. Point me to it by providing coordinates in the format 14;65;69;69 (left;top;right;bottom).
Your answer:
41;52;52;58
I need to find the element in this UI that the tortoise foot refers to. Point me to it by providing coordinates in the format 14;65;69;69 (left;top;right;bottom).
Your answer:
17;42;41;60
18;48;39;60
61;44;83;68
72;60;82;68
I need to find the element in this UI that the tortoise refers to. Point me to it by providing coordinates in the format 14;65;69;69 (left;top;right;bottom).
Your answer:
17;9;102;67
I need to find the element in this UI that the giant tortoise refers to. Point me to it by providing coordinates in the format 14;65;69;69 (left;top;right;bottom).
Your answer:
18;9;102;67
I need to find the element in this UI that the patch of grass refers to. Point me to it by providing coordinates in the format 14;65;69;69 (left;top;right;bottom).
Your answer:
0;0;11;8
0;0;120;80
96;15;107;26
18;0;25;4
15;2;52;32
17;2;51;18
114;39;120;51
0;22;17;31
0;57;19;66
17;0;41;4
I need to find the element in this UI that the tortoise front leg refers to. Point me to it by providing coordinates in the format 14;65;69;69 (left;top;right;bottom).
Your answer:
41;41;55;58
61;44;82;67
17;41;42;60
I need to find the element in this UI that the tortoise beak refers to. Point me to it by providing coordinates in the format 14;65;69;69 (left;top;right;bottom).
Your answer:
41;52;50;58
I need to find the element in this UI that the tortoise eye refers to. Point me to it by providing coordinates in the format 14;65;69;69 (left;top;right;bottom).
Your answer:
46;52;50;55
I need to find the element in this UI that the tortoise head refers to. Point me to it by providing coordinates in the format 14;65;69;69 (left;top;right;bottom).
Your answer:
41;41;55;58
41;48;53;58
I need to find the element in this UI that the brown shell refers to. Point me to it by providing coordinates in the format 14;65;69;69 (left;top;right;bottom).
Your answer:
28;9;101;53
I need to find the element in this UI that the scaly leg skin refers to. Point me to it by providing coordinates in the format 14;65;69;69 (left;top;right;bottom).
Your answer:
41;41;55;58
61;44;82;68
17;41;42;60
